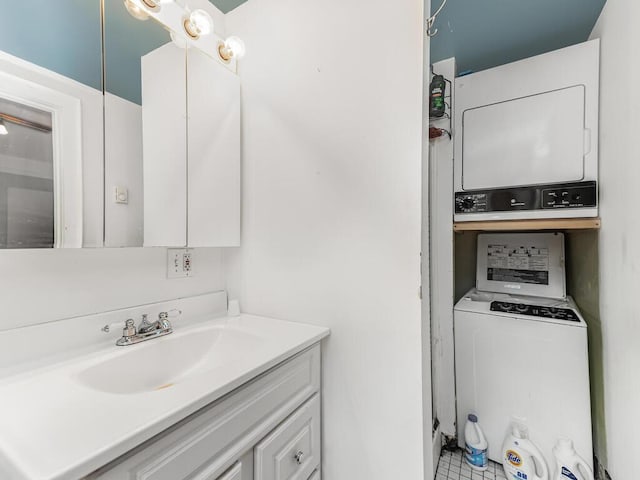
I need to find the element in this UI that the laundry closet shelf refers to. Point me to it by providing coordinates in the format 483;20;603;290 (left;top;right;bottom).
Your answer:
453;217;601;232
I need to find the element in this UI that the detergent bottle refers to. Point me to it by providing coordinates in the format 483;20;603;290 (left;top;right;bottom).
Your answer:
502;420;549;480
463;414;488;471
552;438;594;480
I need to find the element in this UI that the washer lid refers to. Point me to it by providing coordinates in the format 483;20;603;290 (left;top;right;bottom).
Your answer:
476;233;566;299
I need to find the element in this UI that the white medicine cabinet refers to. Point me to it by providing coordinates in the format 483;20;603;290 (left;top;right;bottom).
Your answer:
142;45;241;248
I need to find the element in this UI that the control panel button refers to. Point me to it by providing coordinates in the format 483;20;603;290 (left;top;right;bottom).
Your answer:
462;197;475;209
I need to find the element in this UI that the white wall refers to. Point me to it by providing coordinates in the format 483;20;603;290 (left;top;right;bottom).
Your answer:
225;0;429;478
590;4;640;478
0;248;225;331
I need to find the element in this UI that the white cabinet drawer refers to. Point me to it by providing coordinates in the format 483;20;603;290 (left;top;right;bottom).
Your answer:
90;345;320;480
213;462;242;480
254;394;320;480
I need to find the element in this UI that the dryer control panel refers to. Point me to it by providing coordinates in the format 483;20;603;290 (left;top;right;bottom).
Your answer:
455;181;596;214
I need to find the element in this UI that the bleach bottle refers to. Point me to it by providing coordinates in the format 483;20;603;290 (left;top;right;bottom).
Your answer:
464;414;488;471
502;420;549;480
553;438;594;480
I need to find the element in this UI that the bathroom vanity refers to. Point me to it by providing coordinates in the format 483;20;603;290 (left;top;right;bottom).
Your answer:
91;345;322;480
0;292;329;480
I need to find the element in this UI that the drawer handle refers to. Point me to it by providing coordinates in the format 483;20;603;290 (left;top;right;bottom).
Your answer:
294;450;305;465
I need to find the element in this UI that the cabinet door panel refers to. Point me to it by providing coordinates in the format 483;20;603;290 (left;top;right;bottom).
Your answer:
142;43;187;247
187;47;240;247
255;394;320;480
308;470;320;480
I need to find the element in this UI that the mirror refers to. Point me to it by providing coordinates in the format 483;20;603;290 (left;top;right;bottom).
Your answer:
103;0;179;247
0;0;104;248
104;1;241;249
0;0;240;249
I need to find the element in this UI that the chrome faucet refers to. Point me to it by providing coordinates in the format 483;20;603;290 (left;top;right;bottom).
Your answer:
115;310;180;346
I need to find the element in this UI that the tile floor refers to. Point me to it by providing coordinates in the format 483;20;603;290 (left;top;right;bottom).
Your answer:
436;448;506;480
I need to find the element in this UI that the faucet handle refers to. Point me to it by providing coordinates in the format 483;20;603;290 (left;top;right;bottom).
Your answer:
159;309;182;320
157;310;178;332
123;318;137;338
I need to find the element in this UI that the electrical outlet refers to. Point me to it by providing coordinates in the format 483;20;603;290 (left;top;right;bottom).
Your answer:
167;249;194;278
183;252;192;274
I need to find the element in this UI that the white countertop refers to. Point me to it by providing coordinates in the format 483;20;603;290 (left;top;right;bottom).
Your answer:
0;314;329;480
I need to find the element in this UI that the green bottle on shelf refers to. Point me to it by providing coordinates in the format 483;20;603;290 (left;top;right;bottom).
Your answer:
429;74;446;118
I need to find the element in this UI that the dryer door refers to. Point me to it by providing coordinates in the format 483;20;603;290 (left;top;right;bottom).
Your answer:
462;86;586;190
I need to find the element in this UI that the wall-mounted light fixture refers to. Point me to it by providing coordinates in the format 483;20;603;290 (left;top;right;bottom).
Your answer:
182;9;213;39
141;0;165;11
170;31;190;49
218;36;246;63
0;119;8;136
123;0;246;66
124;0;174;20
124;0;150;20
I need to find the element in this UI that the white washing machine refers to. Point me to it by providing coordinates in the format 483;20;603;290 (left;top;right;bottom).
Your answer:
454;234;593;470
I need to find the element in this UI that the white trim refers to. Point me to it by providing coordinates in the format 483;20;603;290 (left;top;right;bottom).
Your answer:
432;425;442;479
429;57;457;440
0;50;104;247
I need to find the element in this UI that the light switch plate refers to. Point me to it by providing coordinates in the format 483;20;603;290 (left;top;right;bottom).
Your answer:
167;249;194;278
114;186;128;204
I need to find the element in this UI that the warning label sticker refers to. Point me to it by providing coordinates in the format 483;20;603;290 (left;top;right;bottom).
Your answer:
486;244;550;285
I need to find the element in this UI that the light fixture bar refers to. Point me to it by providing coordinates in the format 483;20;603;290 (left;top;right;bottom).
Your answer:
0;113;52;133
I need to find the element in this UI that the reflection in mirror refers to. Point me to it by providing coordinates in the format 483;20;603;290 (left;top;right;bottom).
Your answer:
0;1;104;248
103;0;178;247
104;0;241;248
0;99;54;248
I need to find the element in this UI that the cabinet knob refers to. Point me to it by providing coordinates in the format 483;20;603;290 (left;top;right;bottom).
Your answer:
294;450;305;465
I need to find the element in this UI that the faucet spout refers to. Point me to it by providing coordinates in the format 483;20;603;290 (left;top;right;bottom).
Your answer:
138;314;162;335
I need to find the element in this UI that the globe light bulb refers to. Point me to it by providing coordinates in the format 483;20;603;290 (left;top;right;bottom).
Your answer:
123;0;150;20
184;9;213;38
218;36;246;62
224;36;246;59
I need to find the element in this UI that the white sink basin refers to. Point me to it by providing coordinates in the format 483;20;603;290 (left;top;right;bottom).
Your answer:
0;314;329;480
76;326;262;394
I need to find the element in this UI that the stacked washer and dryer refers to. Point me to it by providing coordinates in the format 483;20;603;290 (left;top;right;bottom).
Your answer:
449;40;601;471
454;233;593;470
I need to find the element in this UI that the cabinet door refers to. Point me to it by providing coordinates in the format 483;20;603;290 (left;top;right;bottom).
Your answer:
187;47;241;247
307;470;320;480
142;43;187;247
254;394;320;480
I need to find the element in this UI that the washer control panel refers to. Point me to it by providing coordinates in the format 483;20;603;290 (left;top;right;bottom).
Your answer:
455;181;596;214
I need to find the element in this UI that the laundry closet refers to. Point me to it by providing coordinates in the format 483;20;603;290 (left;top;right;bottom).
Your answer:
429;39;603;480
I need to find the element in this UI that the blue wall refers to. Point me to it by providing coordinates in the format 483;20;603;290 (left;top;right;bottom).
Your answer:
104;0;170;105
210;0;247;14
0;1;171;105
430;0;606;74
0;0;102;91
